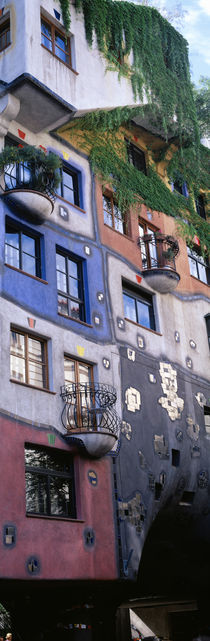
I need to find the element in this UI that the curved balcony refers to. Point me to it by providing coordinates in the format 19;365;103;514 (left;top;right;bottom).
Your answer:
0;147;61;224
138;232;180;294
60;383;121;458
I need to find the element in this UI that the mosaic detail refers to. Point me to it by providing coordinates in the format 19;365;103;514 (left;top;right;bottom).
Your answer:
77;345;85;357
59;205;69;221
93;315;101;326
186;357;193;369
138;450;147;469
3;524;16;547
158;362;184;421
186;417;200;441
197;470;209;489
159;471;166;486
121;421;132;441
83;527;95;548
87;470;98;486
27;317;36;329
176;429;183;442
117;317;125;330
118;492;146;534
189;339;196;350
195;392;207;408
97;291;104;302
174;331;180;343
102;357;110;369
154;434;169;459
191;445;200;458
47;433;56;446
137;334;145;349
136;274;142;284
148;474;155;491
127;348;135;361
84;245;91;256
125;387;141;413
26;557;40;575
149;373;156;383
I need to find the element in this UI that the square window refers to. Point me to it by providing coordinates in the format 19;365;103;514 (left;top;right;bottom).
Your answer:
41;16;71;67
56;249;85;322
103;193;128;235
10;329;48;390
0;12;11;53
5;219;42;278
25;445;76;518
123;280;155;330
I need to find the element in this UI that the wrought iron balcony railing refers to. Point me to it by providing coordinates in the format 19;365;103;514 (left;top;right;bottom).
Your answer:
138;232;179;271
2;160;57;202
60;382;121;437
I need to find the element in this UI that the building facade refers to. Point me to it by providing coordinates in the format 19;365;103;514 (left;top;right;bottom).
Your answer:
0;1;209;640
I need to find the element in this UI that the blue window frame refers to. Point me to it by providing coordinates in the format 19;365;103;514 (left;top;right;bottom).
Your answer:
5;219;43;279
56;164;82;208
56;249;86;322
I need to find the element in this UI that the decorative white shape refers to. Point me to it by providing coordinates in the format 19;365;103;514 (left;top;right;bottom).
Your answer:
103;358;110;369
127;348;135;362
125;387;141;413
137;336;144;348
84;245;90;255
122;421;132;440
158;362;184;421
149;373;156;383
195;392;207;408
186;416;200;441
94;316;100;325
97;292;104;302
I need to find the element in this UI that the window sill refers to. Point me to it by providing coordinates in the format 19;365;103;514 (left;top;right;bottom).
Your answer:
58;312;93;328
26;512;84;523
104;224;133;240
5;263;48;284
56;195;86;214
190;275;209;287
124;317;162;336
10;379;56;394
41;44;79;74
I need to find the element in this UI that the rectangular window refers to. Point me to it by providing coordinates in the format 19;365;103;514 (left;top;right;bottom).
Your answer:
10;329;48;389
41;17;71;66
187;247;210;285
64;356;94;430
123;281;155;330
138;220;158;269
56;250;85;322
126;140;147;175
195;194;206;220
56;165;80;207
204;407;210;436
103;194;128;235
5;220;41;278
25;445;76;518
0;12;10;53
173;179;188;197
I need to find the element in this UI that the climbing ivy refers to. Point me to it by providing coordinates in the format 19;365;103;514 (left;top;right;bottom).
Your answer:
63;106;210;254
58;0;71;32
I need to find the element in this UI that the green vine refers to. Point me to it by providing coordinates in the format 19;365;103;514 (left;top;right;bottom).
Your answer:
63;107;210;254
58;0;71;32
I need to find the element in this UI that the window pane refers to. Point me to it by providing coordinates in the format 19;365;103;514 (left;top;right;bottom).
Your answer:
22;254;36;276
68;259;78;279
78;363;91;385
113;203;124;233
55;31;68;51
10;354;25;383
56;253;66;273
103;196;113;227
41;20;52;51
20;162;31;184
55;46;69;64
64;358;75;384
58;294;68;315
188;256;198;278
57;270;67;293
69;276;79;299
28;361;46;388
123;293;137;322
69;300;80;320
50;476;72;516
28;338;44;363
5;244;19;269
4;164;17;189
10;331;25;357
5;230;19;250
198;261;207;284
26;472;48;514
22;234;36;256
137;299;151;328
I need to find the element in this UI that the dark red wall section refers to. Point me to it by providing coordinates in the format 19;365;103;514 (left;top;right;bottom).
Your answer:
0;414;117;581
